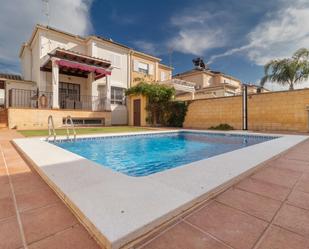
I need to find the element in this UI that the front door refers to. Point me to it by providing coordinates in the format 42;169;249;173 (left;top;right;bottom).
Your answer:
133;99;141;126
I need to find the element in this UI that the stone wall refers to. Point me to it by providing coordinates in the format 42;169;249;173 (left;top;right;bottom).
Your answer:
8;108;111;130
184;89;309;132
183;95;243;130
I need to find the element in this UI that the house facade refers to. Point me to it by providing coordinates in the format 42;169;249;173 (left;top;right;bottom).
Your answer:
174;68;242;100
2;24;174;129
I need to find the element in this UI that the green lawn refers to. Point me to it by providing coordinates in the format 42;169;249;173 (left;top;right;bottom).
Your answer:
18;126;152;137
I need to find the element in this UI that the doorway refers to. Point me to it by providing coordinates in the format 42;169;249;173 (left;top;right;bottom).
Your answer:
133;99;141;126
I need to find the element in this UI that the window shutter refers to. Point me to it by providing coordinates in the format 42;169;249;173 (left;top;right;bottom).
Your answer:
133;60;139;72
149;64;154;75
161;71;166;81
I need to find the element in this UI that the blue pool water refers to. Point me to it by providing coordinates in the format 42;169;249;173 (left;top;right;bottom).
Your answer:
54;132;275;177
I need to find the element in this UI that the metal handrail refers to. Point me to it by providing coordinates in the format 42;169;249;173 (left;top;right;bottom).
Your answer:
47;115;56;142
65;115;76;141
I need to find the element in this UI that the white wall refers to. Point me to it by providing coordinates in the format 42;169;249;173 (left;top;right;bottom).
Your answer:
94;42;129;89
5;81;36;108
91;40;129;125
19;28;129;125
21;47;32;81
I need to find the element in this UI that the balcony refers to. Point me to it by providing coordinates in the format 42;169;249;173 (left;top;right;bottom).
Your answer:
8;88;107;112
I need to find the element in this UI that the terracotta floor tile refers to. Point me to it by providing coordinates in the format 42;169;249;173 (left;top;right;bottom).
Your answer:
0;181;12;199
11;172;42;183
186;201;267;249
274;204;309;237
16;188;60;212
21;202;78;244
4;157;27;167
13;175;50;195
251;167;302;188
0;174;9;185
287;190;309;210
8;166;32;175
0;216;23;249
216;188;281;221
141;221;229;249
295;174;309;193
283;150;309;162
236;177;290;201
256;225;309;249
271;158;309;173
28;224;100;249
0;196;15;220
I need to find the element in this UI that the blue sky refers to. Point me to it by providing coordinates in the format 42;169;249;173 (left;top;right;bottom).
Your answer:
1;0;309;90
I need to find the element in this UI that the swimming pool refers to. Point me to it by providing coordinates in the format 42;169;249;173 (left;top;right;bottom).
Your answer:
54;131;276;177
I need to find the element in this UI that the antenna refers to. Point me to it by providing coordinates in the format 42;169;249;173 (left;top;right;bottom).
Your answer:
42;0;50;26
41;0;52;51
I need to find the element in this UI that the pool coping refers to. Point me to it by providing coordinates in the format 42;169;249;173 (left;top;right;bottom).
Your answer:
12;130;308;249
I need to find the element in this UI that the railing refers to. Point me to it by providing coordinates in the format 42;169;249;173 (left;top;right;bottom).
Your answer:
8;89;106;111
9;89;53;109
59;93;106;111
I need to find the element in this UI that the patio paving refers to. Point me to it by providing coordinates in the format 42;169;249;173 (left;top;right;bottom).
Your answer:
0;129;100;249
0;129;309;249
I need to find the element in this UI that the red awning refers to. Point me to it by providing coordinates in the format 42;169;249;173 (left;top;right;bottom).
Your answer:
56;59;111;80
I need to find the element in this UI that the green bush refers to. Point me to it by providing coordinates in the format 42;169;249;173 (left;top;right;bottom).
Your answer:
164;101;189;127
208;123;234;130
126;82;188;127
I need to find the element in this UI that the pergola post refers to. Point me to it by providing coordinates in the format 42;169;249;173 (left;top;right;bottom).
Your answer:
105;75;111;111
51;58;59;109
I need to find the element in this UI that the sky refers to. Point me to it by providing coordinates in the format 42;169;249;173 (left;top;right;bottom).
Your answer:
1;0;309;90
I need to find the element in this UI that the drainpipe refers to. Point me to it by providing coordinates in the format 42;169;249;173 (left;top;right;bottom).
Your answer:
242;84;248;130
306;106;309;132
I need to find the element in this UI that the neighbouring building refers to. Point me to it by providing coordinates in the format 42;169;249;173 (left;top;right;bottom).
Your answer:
174;67;242;100
1;24;177;129
245;83;270;94
127;51;196;126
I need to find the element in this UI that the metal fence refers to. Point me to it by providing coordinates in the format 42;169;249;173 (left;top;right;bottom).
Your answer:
59;93;106;111
9;88;106;111
9;89;53;109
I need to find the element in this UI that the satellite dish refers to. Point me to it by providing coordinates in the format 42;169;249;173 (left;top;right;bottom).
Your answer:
192;57;208;70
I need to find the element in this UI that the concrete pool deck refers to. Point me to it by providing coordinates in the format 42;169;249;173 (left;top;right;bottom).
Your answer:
0;129;309;248
11;130;308;249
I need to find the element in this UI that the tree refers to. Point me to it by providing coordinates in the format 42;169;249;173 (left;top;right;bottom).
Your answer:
260;48;309;90
126;82;175;125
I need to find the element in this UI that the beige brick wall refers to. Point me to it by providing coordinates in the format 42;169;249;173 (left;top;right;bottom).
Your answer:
247;89;309;132
184;89;309;132
183;96;243;130
8;108;112;130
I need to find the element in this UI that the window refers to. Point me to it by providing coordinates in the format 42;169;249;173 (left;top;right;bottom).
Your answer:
59;82;80;100
109;53;121;68
138;62;149;74
111;87;125;105
133;60;154;75
160;71;167;81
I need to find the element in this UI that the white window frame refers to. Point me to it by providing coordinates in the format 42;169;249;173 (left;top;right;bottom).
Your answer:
111;86;125;105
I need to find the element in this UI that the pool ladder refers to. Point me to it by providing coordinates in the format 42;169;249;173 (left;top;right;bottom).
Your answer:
65;115;76;141
47;115;57;142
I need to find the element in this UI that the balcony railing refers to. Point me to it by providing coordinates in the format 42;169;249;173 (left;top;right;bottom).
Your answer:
59;93;106;111
9;89;53;109
8;88;106;111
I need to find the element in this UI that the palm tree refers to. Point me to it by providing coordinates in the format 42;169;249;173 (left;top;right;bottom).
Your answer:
260;48;309;90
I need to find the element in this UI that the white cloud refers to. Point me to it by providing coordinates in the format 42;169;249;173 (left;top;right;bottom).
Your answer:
210;0;309;65
168;10;230;56
0;0;93;72
171;29;225;56
132;40;158;56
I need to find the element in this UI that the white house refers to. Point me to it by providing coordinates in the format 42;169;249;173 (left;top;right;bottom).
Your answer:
19;24;130;125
